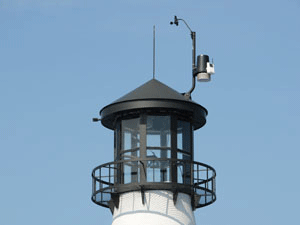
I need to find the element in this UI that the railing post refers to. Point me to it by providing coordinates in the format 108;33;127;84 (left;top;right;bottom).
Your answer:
140;114;147;183
100;168;102;189
92;173;96;195
205;167;208;203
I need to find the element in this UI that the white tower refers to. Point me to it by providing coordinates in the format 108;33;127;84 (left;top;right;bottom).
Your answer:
92;16;216;225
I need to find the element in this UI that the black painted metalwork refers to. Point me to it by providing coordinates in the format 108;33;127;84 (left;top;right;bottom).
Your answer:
91;158;216;209
170;16;197;97
100;79;207;130
91;78;216;211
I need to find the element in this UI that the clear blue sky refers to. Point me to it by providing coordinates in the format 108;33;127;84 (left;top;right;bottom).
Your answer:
1;0;299;225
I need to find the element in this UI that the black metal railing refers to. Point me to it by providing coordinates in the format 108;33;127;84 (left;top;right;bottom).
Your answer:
91;158;216;209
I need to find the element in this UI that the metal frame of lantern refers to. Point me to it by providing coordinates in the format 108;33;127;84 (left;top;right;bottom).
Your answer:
92;92;216;211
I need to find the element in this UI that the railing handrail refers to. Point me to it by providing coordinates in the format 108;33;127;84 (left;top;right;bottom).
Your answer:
92;158;216;180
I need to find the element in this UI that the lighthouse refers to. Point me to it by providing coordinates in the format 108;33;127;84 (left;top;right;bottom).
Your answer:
91;16;216;225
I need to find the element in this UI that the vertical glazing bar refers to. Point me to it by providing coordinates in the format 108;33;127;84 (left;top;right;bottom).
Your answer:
120;121;124;184
161;131;167;182
114;121;120;185
132;131;138;183
121;162;124;184
189;161;192;186
197;164;199;183
181;120;191;185
153;160;155;182
140;114;147;183
109;164;111;184
171;115;177;183
114;128;117;161
182;164;184;184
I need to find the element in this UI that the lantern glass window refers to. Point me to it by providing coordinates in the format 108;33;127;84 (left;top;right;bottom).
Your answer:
121;118;140;160
146;116;171;182
177;120;192;185
120;117;140;184
177;120;192;153
146;116;171;158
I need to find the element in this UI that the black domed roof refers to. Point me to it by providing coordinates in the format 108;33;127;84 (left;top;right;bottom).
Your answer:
100;79;207;130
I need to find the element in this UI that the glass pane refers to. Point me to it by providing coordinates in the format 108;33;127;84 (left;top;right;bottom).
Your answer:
146;116;171;157
177;120;191;152
177;152;191;160
177;161;191;184
147;116;170;147
146;116;171;183
124;132;131;150
123;161;139;184
147;134;160;147
177;119;192;185
160;161;170;182
121;118;140;184
146;160;170;182
124;164;131;184
177;163;184;184
122;150;140;159
147;149;170;158
121;118;140;156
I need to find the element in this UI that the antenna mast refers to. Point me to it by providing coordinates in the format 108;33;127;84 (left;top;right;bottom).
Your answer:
170;16;196;97
153;25;156;79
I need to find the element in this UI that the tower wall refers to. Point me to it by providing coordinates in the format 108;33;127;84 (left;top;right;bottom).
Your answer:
111;190;196;225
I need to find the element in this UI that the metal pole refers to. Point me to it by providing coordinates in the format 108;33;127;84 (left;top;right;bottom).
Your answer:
192;31;196;70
